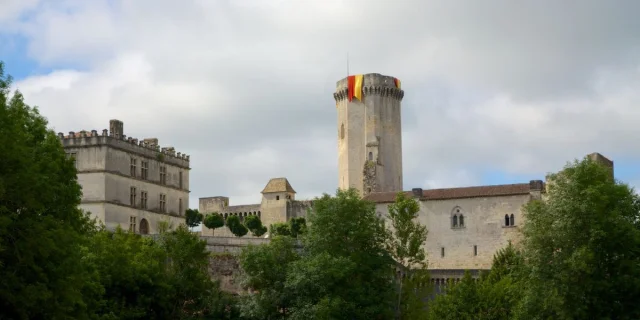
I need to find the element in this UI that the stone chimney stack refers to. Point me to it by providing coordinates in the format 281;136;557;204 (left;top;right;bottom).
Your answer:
587;152;614;180
529;180;544;200
109;119;124;139
144;138;159;146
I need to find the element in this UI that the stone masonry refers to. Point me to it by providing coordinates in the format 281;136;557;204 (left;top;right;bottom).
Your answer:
59;119;190;234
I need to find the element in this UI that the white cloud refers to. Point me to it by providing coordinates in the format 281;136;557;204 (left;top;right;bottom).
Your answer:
5;0;640;207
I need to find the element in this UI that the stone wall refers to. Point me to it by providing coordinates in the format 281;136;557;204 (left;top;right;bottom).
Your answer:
209;254;242;294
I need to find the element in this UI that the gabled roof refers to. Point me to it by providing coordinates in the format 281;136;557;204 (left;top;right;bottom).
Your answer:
261;178;296;194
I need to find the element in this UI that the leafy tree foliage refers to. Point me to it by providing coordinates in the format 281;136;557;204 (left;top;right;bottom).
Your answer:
269;217;306;238
244;215;267;237
515;157;640;319
204;212;225;235
427;243;523;320
386;192;430;319
386;192;428;269
239;188;396;319
269;222;291;237
238;236;300;319
289;217;307;238
0;61;99;319
226;215;249;237
88;225;240;319
185;208;204;228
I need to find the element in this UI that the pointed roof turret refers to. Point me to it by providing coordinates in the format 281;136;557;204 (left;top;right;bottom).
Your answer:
261;177;296;194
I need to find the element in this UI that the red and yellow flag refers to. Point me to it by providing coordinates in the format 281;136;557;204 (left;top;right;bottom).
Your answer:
354;74;363;101
347;75;364;102
394;77;401;89
347;76;355;101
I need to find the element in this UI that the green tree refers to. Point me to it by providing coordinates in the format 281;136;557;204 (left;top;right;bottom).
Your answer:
426;243;523;320
515;156;640;319
239;189;396;319
185;208;204;228
239;236;300;319
269;222;291;237
204;212;225;235
268;218;306;238
88;225;240;319
385;192;430;319
226;215;249;237
245;215;267;237
289;217;307;238
0;61;101;319
290;188;395;319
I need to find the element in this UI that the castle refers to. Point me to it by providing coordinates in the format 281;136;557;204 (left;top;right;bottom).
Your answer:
197;73;614;283
60;73;615;286
59;120;190;234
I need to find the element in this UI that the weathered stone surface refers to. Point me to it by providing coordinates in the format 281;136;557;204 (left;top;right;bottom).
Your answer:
60;119;189;234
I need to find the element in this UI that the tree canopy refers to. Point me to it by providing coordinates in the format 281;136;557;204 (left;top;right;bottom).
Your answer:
0;61;99;319
515;157;640;319
239;188;397;319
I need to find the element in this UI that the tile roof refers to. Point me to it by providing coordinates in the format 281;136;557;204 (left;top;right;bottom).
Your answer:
261;177;296;194
363;183;533;203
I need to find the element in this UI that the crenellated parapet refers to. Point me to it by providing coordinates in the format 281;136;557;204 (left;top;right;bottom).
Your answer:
58;119;190;168
333;73;404;103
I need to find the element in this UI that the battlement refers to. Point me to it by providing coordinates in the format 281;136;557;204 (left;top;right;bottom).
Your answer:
334;73;404;102
58;119;190;167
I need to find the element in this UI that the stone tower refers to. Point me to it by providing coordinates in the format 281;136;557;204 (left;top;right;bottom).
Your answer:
333;73;405;197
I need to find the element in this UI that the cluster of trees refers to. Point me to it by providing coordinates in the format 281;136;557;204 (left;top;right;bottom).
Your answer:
236;190;431;319
186;209;268;237
0;62;239;319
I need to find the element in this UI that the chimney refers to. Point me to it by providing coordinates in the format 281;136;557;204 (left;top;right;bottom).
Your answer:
529;180;543;200
411;188;423;198
144;138;158;146
109;119;124;139
587;152;614;179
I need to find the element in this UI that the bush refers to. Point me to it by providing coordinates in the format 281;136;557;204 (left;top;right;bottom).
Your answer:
226;215;248;237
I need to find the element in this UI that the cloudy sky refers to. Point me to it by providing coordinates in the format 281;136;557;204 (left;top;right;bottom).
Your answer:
2;0;640;208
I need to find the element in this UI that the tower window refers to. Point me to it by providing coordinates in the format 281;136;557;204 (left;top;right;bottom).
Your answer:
276;195;280;200
340;123;345;139
474;245;478;256
368;152;373;161
441;247;445;258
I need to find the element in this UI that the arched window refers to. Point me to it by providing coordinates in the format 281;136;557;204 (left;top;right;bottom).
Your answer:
510;214;515;226
139;218;149;235
505;214;509;226
258;211;261;218
451;206;464;229
368;152;373;161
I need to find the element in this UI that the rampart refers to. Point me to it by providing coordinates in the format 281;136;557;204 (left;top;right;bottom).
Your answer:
58;123;190;169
